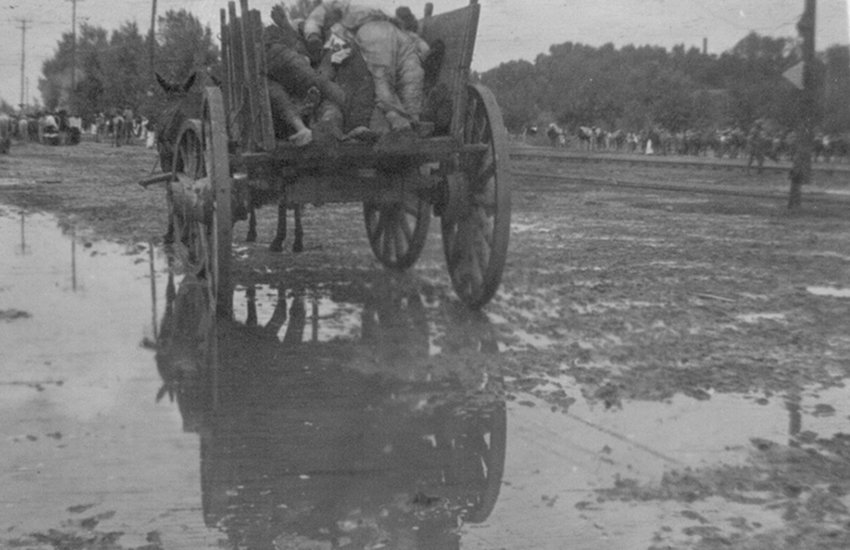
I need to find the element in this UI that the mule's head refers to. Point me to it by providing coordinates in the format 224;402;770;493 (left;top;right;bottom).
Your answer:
154;72;205;173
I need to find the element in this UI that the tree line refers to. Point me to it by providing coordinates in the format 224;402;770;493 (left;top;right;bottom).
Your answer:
30;7;850;138
478;32;850;136
35;9;219;123
31;0;323;123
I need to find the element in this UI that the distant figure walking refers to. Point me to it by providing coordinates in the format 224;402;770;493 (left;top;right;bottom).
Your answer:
112;114;125;147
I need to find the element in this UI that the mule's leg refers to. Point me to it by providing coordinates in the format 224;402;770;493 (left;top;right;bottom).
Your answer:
264;283;289;337
269;198;287;252
247;204;258;242
292;205;303;253
163;187;176;244
245;286;258;327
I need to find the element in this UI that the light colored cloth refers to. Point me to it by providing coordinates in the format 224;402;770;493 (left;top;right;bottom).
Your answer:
304;0;387;39
354;20;425;129
326;30;352;64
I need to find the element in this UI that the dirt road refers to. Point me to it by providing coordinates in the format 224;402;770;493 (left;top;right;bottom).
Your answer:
2;141;850;549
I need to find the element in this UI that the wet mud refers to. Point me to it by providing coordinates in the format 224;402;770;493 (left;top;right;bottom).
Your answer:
2;142;850;549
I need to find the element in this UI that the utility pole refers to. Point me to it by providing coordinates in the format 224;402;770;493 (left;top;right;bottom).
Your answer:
789;0;816;210
67;0;82;110
17;18;29;110
149;0;158;77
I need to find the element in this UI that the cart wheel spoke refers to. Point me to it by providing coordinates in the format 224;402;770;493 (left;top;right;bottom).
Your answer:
371;209;386;241
382;222;395;262
394;220;408;259
465;96;480;141
477;155;496;184
473;115;490;144
399;213;414;243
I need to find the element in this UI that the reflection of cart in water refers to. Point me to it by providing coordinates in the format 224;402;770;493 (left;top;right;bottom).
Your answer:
155;272;507;549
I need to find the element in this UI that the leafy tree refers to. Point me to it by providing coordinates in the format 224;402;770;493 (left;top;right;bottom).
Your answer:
38;9;219;121
155;9;220;84
822;45;850;132
477;31;831;136
0;99;16;114
101;21;148;113
39;32;76;111
74;24;110;119
480;60;539;132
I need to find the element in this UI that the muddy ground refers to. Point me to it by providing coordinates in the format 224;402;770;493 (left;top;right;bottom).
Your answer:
2;140;850;549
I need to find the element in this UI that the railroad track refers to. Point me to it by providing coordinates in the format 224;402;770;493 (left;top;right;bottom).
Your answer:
510;146;850;176
512;169;850;205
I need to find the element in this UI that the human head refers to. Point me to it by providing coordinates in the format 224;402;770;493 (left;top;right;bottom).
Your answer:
395;6;418;32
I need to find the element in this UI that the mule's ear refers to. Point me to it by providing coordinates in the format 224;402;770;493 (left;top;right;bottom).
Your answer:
156;72;180;94
183;73;197;93
155;384;169;403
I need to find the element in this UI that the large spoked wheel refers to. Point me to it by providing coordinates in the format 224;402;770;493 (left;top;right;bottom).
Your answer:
201;87;233;318
168;87;232;318
441;84;512;309
169;121;210;280
364;187;431;270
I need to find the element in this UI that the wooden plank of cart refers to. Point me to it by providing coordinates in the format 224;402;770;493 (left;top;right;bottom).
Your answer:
168;0;511;317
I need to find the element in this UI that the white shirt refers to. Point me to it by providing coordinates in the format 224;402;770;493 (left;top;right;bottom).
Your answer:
303;0;387;38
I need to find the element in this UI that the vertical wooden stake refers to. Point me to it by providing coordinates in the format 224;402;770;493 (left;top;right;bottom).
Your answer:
789;0;816;210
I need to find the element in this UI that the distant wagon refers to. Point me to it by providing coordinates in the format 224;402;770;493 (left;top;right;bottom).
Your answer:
144;0;512;317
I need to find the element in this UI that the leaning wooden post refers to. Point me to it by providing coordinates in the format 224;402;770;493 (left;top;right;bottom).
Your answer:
788;0;816;210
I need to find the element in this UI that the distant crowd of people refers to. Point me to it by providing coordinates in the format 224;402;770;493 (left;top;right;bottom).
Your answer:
523;121;850;168
0;107;156;150
0;110;82;148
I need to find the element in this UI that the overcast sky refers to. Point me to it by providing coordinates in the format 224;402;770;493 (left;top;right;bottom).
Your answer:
1;0;848;108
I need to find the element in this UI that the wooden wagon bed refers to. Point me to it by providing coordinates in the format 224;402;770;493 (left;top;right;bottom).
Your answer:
162;0;512;317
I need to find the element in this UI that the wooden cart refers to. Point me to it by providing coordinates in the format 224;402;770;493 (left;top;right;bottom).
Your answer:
166;0;511;317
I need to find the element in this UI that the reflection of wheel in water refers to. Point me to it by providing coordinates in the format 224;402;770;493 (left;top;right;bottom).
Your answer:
364;187;431;270
436;401;507;524
441;84;512;309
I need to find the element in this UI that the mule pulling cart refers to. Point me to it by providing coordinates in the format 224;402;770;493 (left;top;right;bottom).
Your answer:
150;0;512;317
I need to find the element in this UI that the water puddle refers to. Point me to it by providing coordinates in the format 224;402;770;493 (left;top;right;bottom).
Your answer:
735;312;788;323
0;207;215;548
3;206;850;549
0;177;23;187
807;285;850;298
467;382;850;549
